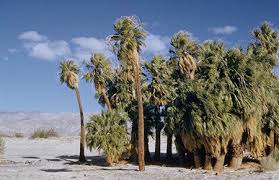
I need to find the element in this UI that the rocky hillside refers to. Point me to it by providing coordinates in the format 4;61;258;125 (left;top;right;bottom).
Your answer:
0;112;94;136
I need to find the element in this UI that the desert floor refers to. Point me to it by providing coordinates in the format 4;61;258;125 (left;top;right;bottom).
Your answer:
1;136;279;180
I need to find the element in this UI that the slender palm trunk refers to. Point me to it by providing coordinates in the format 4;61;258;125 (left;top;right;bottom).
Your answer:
131;118;138;162
155;106;161;161
101;88;112;111
144;133;151;162
132;50;145;171
166;132;173;161
74;88;86;162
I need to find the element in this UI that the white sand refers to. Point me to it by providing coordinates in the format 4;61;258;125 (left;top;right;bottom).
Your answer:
1;136;279;180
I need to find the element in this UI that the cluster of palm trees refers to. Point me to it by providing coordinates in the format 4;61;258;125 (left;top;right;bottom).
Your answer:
59;16;279;172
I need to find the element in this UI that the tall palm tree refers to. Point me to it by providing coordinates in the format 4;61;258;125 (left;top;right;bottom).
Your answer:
84;53;113;111
59;60;86;162
108;16;146;171
145;55;175;161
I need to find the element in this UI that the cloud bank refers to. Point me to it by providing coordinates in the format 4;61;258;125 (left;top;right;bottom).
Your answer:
18;31;173;62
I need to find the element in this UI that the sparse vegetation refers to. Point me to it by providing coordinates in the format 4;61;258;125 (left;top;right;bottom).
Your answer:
14;132;24;138
0;136;4;155
30;129;59;139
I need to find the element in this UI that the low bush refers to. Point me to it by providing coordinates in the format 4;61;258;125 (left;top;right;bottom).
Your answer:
30;129;59;139
86;109;129;166
0;136;4;155
14;132;24;138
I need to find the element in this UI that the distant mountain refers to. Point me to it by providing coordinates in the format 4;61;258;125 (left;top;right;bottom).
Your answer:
0;112;94;136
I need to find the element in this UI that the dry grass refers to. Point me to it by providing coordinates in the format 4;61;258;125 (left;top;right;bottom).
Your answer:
14;132;24;138
0;136;4;155
0;132;11;138
260;148;279;171
30;129;59;139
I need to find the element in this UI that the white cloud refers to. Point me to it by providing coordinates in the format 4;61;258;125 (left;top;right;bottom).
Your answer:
19;31;71;61
143;33;170;55
209;26;238;35
18;31;47;41
71;37;114;61
24;41;71;61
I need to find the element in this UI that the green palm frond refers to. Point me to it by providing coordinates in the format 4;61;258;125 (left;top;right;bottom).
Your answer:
58;60;80;89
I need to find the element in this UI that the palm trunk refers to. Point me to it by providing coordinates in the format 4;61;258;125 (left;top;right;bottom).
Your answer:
144;133;151;162
101;88;112;111
133;51;145;171
155;106;161;161
166;133;173;161
229;144;243;169
175;135;186;165
214;154;225;173
74;88;86;162
130;119;138;162
194;151;202;168
204;154;212;170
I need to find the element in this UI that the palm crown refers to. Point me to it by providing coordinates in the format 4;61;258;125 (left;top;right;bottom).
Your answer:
170;31;198;80
84;53;113;93
108;16;146;64
59;60;80;89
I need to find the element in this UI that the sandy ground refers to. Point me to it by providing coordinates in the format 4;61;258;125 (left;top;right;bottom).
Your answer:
1;136;279;180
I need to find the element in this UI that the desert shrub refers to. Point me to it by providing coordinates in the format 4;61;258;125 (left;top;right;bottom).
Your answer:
0;132;10;138
0;136;4;155
86;109;129;166
30;129;59;139
260;148;279;171
14;132;24;138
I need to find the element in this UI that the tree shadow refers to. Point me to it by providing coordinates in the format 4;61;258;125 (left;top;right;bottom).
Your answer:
41;168;72;172
56;155;107;167
46;158;62;162
98;167;136;171
55;153;189;169
21;156;40;159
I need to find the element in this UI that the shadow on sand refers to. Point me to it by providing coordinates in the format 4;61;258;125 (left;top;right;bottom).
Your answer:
56;155;107;167
55;153;189;169
21;156;40;159
41;168;72;172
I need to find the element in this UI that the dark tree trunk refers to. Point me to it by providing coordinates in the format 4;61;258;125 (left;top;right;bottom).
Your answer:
154;107;161;161
101;88;112;111
194;151;202;168
229;144;243;169
166;133;173;161
131;118;138;162
144;134;151;162
133;52;145;171
204;154;212;170
74;88;86;162
214;154;225;173
175;135;186;166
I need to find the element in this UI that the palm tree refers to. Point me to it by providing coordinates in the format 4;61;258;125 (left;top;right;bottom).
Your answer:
170;31;199;80
86;109;129;166
59;60;86;162
84;53;113;111
145;55;175;161
108;16;146;171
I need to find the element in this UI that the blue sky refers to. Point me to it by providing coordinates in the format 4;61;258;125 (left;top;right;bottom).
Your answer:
0;0;278;112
